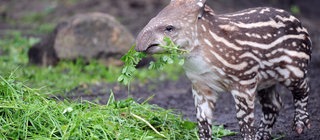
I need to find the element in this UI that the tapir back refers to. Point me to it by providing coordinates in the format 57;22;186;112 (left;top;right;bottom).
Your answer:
194;6;311;88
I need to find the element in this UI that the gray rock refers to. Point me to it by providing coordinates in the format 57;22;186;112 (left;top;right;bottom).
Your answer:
28;12;134;66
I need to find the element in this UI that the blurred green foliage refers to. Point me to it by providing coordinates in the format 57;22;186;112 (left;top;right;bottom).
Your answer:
0;32;184;95
290;5;301;15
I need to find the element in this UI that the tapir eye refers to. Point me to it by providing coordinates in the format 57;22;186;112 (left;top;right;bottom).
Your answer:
165;25;175;32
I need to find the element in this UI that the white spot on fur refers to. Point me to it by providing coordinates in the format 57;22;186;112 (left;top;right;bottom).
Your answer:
275;9;285;13
239;52;264;68
219;24;239;31
292;42;297;47
201;24;207;32
260;8;270;14
204;39;213;47
204;57;211;63
197;2;204;7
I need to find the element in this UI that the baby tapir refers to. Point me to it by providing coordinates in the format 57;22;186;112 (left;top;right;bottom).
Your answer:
135;0;312;139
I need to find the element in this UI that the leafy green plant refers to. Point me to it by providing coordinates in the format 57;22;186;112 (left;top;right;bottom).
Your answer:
212;125;237;138
117;46;147;85
148;37;187;70
118;37;187;85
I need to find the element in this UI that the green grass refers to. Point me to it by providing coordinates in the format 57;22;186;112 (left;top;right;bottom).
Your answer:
0;32;236;139
0;75;194;139
0;74;235;139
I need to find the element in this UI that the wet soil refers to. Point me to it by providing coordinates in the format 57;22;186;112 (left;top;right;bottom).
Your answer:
1;0;320;139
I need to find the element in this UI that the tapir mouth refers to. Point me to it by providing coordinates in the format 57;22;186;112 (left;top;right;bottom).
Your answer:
145;43;162;54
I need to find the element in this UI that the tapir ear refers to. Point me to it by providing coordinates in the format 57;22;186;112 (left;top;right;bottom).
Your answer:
170;0;206;18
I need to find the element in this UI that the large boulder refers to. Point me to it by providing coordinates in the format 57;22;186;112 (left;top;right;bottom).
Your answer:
28;12;134;66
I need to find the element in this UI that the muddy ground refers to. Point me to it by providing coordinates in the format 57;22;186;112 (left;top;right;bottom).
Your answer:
1;0;320;139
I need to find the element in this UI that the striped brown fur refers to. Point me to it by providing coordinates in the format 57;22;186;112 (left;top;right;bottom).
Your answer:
135;0;312;140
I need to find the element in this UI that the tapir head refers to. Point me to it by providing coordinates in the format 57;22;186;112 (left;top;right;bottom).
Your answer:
135;0;207;53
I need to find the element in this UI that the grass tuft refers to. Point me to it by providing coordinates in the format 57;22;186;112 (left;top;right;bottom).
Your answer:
0;75;198;139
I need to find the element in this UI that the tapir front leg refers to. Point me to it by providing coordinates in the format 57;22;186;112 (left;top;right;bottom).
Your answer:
192;82;218;140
